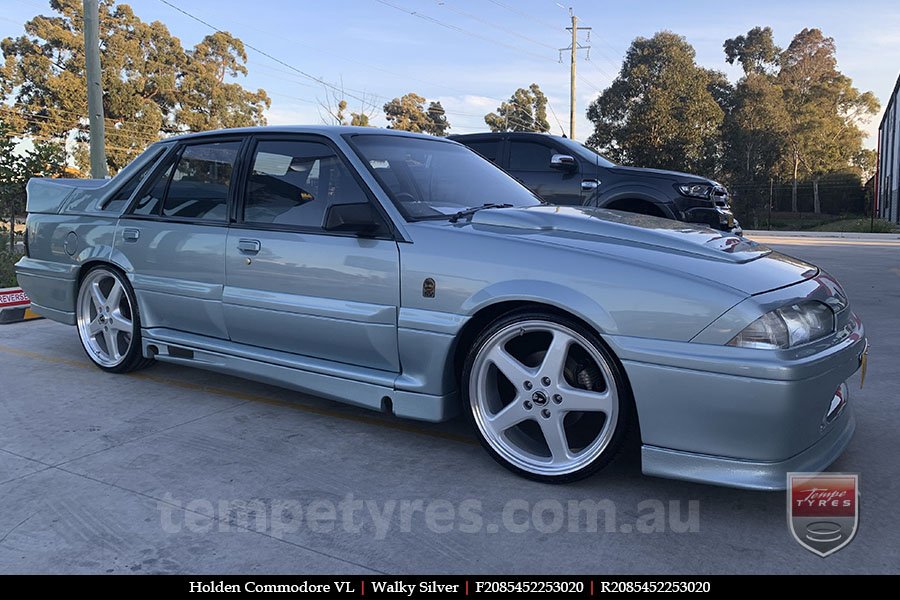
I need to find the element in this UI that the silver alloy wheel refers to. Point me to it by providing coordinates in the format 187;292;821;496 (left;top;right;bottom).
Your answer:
469;320;619;477
76;268;135;368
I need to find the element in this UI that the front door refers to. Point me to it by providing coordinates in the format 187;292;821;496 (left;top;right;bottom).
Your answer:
507;139;584;205
115;139;243;339
223;136;401;373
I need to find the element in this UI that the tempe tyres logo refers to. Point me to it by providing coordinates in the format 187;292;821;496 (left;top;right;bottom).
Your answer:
787;473;859;557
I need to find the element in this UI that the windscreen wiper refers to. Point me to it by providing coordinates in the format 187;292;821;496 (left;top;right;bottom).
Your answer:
448;203;514;223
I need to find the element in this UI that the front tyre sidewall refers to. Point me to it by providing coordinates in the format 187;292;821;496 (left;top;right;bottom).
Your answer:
463;311;632;483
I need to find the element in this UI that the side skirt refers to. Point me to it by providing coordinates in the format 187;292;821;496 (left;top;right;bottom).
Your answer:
141;328;457;423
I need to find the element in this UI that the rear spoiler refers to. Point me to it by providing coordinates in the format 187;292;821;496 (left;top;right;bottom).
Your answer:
25;178;108;214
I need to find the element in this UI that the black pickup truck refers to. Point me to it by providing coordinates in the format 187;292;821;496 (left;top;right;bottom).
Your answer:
449;132;740;234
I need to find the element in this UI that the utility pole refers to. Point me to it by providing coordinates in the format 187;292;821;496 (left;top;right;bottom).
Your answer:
83;0;107;179
560;9;590;140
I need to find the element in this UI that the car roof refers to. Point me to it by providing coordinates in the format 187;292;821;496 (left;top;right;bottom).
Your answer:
449;131;566;141
163;125;451;143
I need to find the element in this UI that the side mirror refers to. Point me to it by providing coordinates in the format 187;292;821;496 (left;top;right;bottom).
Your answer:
323;201;387;237
550;153;577;171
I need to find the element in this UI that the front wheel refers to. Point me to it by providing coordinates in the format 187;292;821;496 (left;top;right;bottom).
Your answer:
76;265;152;373
462;311;631;483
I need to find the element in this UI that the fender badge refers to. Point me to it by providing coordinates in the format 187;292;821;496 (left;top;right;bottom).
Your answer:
422;278;436;298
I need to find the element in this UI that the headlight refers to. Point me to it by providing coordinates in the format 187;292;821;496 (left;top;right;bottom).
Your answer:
727;301;835;349
677;183;713;198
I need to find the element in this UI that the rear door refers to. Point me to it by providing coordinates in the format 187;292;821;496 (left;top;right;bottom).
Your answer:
223;135;401;373
115;138;243;339
507;138;582;205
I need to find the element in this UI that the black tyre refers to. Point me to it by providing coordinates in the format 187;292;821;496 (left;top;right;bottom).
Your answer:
462;309;632;483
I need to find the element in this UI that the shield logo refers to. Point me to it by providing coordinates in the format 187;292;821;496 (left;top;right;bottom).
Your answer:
787;473;859;557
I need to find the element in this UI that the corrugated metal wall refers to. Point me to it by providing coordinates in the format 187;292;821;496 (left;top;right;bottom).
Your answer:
878;77;900;223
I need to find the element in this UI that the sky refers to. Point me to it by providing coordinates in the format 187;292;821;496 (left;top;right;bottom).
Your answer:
3;0;900;148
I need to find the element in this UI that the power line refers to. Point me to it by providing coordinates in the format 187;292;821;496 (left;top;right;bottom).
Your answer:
486;0;560;30
155;0;538;130
158;0;546;133
157;0;379;110
374;0;555;64
436;1;559;51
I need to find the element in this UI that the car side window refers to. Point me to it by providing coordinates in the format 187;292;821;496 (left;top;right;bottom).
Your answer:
465;140;501;164
162;142;241;221
508;141;555;172
243;140;369;230
131;158;176;216
104;149;163;211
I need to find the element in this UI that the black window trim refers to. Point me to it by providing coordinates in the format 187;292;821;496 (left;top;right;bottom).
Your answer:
99;145;170;210
233;132;399;241
122;135;249;226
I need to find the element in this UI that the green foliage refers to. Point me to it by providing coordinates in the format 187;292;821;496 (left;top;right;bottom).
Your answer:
0;247;23;288
1;120;66;250
0;0;270;174
350;112;370;127
383;93;450;135
773;28;880;212
724;26;780;75
426;101;449;136
853;149;878;181
589;26;880;220
484;84;550;133
586;32;726;176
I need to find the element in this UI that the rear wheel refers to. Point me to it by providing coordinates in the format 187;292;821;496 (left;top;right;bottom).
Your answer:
462;310;631;483
76;265;152;373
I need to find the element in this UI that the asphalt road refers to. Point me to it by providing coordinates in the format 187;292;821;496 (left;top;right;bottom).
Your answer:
0;236;897;574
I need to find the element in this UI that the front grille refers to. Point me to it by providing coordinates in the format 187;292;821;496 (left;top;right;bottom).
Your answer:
712;186;729;207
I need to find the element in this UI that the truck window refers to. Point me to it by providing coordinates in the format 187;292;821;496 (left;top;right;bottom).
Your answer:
508;141;555;172
464;140;501;164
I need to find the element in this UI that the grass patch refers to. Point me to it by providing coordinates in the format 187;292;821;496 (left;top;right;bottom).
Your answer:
806;218;898;233
760;213;898;233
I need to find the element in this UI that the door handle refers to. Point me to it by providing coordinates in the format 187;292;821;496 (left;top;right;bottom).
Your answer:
122;228;140;242
237;239;261;254
581;179;600;191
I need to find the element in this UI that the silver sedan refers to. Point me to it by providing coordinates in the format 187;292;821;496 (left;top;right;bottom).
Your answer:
16;126;866;488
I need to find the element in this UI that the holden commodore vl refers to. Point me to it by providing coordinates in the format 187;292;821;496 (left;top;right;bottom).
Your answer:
16;126;866;487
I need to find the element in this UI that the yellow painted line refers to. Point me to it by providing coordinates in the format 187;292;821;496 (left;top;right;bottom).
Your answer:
0;343;477;446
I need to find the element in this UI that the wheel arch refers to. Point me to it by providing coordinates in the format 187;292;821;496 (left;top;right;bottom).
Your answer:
451;297;628;396
75;250;134;284
592;186;674;218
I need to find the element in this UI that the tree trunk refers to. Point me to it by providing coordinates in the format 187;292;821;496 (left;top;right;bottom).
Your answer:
813;178;821;214
791;154;799;213
8;214;14;252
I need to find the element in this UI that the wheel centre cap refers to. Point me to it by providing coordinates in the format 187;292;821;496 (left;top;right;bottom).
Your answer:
531;390;549;406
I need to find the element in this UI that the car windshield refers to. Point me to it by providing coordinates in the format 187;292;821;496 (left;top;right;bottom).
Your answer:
350;134;542;220
555;137;616;167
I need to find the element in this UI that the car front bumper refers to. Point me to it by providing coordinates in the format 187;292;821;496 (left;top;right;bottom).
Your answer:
681;205;740;233
605;317;866;490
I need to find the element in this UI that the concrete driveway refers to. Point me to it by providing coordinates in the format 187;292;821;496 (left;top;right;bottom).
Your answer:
0;235;897;574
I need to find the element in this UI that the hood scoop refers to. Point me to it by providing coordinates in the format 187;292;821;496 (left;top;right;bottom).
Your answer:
470;206;771;264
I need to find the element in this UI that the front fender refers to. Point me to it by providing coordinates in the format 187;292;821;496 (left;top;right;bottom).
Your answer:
591;184;673;216
462;279;618;335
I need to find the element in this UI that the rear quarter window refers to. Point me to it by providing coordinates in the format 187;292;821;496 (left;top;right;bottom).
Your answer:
103;148;165;211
